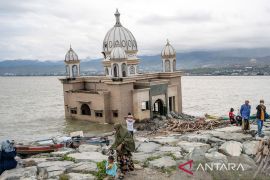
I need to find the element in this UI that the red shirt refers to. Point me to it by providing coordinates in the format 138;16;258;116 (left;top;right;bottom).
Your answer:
229;112;235;118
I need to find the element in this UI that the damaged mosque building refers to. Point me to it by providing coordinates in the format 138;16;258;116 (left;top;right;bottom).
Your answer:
60;9;183;124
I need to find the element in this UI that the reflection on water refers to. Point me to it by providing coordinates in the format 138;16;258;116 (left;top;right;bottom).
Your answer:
0;76;270;142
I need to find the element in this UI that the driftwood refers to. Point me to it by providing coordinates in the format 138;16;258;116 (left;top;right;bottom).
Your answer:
164;118;227;133
254;138;270;178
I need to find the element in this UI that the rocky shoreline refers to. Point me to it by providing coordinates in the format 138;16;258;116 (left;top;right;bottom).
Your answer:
1;120;270;180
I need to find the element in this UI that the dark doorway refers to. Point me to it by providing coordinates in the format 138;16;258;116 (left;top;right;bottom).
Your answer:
153;99;166;116
81;104;91;115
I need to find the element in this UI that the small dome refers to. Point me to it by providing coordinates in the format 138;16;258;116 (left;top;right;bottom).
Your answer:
103;9;138;54
161;40;176;58
65;46;79;61
110;46;127;60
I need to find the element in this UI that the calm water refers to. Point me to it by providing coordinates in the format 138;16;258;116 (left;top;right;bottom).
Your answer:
0;76;269;142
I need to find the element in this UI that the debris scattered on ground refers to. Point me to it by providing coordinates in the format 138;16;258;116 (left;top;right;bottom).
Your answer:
254;138;270;177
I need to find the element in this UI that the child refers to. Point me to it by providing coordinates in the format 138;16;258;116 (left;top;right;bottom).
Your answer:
125;113;135;137
229;108;236;125
105;155;117;179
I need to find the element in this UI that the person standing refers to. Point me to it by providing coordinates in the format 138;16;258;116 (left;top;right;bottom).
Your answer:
256;100;266;137
0;140;17;175
240;100;251;133
125;113;135;137
110;124;135;179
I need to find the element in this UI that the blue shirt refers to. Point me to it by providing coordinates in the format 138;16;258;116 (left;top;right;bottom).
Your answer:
240;104;251;119
105;161;117;177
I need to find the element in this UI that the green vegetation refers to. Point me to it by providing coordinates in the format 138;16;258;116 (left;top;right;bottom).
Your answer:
59;174;69;180
160;166;177;175
164;152;178;160
94;160;107;180
60;154;75;162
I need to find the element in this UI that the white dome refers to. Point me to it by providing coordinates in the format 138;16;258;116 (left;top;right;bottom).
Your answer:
103;9;138;54
65;46;79;61
161;40;176;58
110;46;127;60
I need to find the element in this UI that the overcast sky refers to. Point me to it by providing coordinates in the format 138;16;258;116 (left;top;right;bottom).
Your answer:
1;0;270;60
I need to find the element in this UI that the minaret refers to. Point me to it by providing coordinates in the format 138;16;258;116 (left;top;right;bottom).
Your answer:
64;45;80;78
161;39;176;72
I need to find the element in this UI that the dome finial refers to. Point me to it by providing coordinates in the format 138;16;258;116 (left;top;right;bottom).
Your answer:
166;39;170;45
114;9;121;27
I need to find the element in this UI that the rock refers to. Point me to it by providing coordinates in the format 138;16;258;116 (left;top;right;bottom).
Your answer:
150;136;179;145
148;156;177;168
69;162;97;173
186;147;207;161
22;158;47;166
37;160;74;178
51;148;75;156
207;147;218;153
0;166;37;180
68;152;107;163
242;141;259;155
210;131;252;142
135;137;149;142
37;161;74;169
158;146;182;159
78;144;101;153
134;164;143;170
177;141;211;153
208;137;225;146
67;173;95;180
159;146;181;152
137;142;161;153
179;134;212;144
205;151;228;163
214;126;242;133
219;141;243;156
132;152;153;163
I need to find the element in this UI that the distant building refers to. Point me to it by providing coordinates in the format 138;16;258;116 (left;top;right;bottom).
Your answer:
60;10;183;123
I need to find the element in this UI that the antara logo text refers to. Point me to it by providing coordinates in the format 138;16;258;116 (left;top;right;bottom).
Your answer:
178;160;245;175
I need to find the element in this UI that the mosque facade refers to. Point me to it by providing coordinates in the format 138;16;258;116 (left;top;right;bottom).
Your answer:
60;10;183;124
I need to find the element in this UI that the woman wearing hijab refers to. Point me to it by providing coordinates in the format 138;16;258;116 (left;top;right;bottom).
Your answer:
110;124;135;179
0;140;17;175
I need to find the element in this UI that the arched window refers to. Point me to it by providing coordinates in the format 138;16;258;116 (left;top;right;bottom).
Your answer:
173;59;176;71
121;63;127;77
112;64;119;77
105;67;109;75
165;60;170;72
130;66;135;74
72;65;78;77
81;104;91;115
66;65;69;76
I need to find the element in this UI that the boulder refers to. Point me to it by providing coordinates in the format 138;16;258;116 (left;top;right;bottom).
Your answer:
37;160;74;178
51;148;75;156
137;142;161;153
148;156;177;168
68;152;107;163
132;152;153;163
214;126;242;133
205;151;228;163
0;166;37;180
78;144;101;153
158;146;183;158
67;173;95;180
219;141;243;156
69;162;97;173
150;136;179;145
242;141;259;155
185;147;207;161
177;141;210;153
179;134;212;144
210;131;252;142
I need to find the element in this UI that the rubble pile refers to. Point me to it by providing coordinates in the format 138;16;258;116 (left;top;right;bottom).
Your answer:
254;138;270;177
136;112;228;133
165;118;228;133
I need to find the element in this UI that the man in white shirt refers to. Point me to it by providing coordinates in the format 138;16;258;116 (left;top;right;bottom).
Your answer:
125;113;135;137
